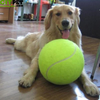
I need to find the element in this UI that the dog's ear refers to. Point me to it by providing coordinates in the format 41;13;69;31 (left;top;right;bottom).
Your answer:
44;9;53;30
75;7;81;25
75;7;81;15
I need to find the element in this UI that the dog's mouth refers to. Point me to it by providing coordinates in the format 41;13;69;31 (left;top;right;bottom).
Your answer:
57;26;72;39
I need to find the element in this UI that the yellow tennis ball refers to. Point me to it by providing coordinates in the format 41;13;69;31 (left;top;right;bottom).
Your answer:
38;39;84;85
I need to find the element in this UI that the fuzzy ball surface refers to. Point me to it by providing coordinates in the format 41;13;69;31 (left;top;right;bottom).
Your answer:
38;39;84;85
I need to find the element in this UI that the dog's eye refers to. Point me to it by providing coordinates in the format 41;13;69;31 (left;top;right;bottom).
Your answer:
56;13;61;16
68;11;72;15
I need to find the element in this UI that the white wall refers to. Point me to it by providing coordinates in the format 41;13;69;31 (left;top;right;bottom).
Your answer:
42;5;48;16
18;3;33;16
72;0;76;6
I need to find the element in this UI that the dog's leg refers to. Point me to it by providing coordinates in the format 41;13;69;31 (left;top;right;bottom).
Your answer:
73;35;100;96
80;69;100;96
6;38;16;44
6;36;27;52
19;54;39;87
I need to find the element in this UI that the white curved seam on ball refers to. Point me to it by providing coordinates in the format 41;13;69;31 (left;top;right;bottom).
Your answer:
46;44;77;78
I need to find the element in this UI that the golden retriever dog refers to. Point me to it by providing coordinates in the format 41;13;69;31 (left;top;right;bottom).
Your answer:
6;5;99;96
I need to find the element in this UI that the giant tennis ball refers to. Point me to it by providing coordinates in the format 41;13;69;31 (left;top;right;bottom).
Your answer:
38;39;84;85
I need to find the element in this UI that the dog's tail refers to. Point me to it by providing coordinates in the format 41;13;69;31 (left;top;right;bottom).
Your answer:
6;38;16;44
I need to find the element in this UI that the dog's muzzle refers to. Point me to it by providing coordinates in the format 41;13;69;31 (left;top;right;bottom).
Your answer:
57;25;72;39
57;19;73;39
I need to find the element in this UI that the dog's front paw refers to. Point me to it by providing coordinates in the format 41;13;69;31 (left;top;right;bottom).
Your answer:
6;38;16;44
83;81;100;96
19;75;35;88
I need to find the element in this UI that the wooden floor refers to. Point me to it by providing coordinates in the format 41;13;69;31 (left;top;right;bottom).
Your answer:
0;21;100;100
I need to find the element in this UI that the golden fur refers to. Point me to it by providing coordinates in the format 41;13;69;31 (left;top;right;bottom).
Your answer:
6;5;99;96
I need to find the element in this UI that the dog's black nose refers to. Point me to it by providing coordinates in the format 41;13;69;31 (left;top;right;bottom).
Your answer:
62;20;69;27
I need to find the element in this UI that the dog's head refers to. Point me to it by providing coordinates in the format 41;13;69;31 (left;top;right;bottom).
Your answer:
44;5;80;39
